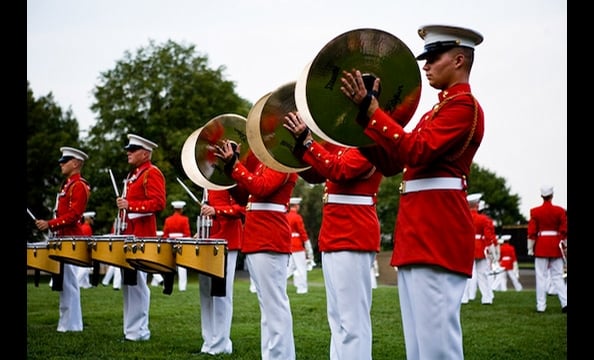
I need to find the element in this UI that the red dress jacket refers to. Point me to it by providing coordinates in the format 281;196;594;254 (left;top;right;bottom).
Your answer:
80;223;93;236
162;212;191;238
499;243;518;270
287;209;308;252
207;189;245;251
230;159;297;254
48;173;90;236
471;209;496;259
364;83;484;277
301;144;382;253
527;199;567;258
122;161;166;237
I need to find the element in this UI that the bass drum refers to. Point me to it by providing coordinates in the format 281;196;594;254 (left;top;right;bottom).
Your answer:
48;236;92;267
27;241;61;274
124;237;176;273
173;238;227;278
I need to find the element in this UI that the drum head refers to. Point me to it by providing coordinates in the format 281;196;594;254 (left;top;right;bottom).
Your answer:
295;28;421;147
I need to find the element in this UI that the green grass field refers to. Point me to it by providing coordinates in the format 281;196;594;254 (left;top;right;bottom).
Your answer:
27;268;566;359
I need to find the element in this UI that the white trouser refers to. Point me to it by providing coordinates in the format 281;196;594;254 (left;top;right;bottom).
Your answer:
76;265;92;289
246;252;296;360
461;258;494;304
322;251;375;360
286;250;308;294
398;266;466;360
151;273;164;286
535;257;567;311
102;266;122;289
491;271;507;291
199;250;239;355
505;270;523;291
122;270;150;341
177;266;187;291
57;263;83;332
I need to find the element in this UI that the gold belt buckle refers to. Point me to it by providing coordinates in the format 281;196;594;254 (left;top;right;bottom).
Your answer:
322;193;328;204
246;202;252;211
399;181;406;194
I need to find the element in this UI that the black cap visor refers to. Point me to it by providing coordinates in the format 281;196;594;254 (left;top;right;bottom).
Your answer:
124;144;145;152
58;155;74;164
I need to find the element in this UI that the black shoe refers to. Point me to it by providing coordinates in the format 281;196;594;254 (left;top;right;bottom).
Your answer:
562;306;567;313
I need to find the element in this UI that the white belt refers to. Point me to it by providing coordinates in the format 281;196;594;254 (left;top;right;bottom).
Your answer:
475;234;483;240
539;230;559;236
168;232;184;238
128;213;153;220
246;202;287;212
400;177;464;194
291;232;300;238
324;194;374;205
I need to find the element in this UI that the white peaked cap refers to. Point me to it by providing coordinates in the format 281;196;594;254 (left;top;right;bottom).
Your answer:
289;197;302;205
540;185;554;197
125;134;158;151
171;201;186;209
466;193;482;204
83;211;96;218
59;146;88;162
416;24;483;60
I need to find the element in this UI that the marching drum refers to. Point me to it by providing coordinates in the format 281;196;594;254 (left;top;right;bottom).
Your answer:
48;236;92;267
27;241;61;274
173;238;227;278
124;237;176;273
89;234;135;269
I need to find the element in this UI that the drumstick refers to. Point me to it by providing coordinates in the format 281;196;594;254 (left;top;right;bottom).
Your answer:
27;208;37;221
176;177;200;204
108;169;120;197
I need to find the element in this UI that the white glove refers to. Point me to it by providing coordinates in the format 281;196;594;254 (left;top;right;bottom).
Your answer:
304;240;314;260
527;239;535;256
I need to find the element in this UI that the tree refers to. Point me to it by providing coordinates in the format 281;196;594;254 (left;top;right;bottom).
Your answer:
26;81;82;241
82;39;252;234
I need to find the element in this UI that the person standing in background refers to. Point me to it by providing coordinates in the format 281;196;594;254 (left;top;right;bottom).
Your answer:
162;200;191;291
527;185;567;313
196;188;245;355
493;234;523;291
213;141;297;360
75;211;95;289
340;24;484;359
286;197;313;294
35;146;91;332
116;134;166;341
462;193;497;304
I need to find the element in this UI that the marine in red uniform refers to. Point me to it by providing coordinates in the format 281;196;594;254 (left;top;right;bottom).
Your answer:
162;200;191;291
214;142;297;360
116;134;166;341
197;189;245;355
35;146;90;332
340;24;484;360
286;197;312;294
283;113;383;360
527;185;567;313
494;235;523;291
461;193;497;304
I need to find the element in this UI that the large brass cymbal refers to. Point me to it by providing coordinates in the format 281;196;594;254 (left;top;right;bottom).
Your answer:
295;28;422;147
180;113;248;190
246;82;311;173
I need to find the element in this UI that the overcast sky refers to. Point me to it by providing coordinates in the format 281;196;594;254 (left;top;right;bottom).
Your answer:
27;0;567;219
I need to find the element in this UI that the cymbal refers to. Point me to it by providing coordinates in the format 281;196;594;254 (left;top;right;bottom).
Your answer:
181;113;248;190
246;82;311;173
295;28;421;147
